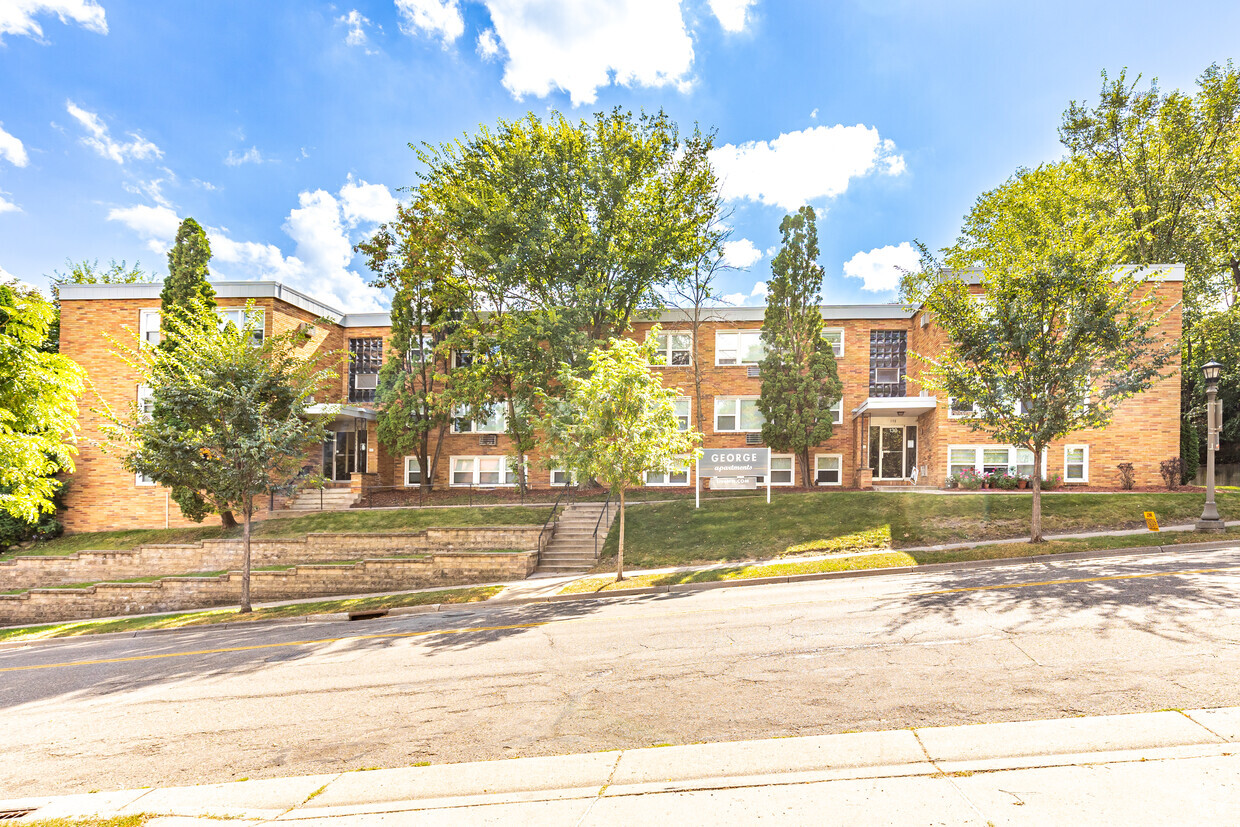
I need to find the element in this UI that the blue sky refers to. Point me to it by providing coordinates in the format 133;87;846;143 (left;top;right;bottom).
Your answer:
2;0;1239;312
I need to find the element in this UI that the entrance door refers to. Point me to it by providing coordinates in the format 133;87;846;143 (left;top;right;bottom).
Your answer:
869;425;917;480
322;431;358;482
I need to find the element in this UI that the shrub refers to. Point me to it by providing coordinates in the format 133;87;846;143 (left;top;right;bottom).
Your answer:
1041;472;1062;491
1116;462;1136;490
957;468;982;490
1159;457;1185;490
994;469;1019;490
1180;418;1201;484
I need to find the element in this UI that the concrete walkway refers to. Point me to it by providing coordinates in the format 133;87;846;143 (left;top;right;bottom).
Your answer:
6;707;1240;824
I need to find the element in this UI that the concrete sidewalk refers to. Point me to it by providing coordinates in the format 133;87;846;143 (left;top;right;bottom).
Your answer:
6;707;1240;824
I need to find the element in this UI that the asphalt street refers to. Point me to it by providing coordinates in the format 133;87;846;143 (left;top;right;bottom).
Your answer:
4;545;1240;797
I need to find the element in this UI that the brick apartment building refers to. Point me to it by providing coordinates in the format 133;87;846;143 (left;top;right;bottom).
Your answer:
57;266;1184;532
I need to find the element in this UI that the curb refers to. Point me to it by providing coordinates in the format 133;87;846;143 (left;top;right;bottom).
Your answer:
2;537;1236;651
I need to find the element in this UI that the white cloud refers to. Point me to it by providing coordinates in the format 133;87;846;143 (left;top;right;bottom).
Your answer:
338;9;373;47
476;27;500;59
395;0;463;45
842;242;920;293
809;107;818;120
0;193;21;214
65;100;162;164
339;176;398;227
710;124;905;211
721;280;768;307
708;0;757;33
280;189;386;312
483;0;695;105
721;237;762;268
0;124;29;167
749;280;768;299
224;146;265;166
107;203;180;253
0;0;107;42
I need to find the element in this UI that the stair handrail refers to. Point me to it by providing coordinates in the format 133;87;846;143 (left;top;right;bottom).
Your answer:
592;490;613;560
539;482;578;551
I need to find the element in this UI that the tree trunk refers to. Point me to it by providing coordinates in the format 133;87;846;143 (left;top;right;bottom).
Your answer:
427;423;447;492
506;397;528;494
1030;447;1044;543
220;510;238;528
800;447;812;487
240;505;253;613
615;488;626;583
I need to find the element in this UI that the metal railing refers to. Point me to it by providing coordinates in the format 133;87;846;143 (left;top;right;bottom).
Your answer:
538;483;579;551
593;491;614;560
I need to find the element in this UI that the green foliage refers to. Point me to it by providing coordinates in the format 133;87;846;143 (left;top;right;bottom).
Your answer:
1181;417;1201;483
160;217;217;346
0;282;84;523
45;258;151;352
543;330;701;579
357;199;461;490
757;206;842;485
905;164;1176;540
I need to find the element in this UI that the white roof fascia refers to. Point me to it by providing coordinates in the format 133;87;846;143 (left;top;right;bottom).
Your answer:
653;304;915;323
850;396;938;419
56;280;346;323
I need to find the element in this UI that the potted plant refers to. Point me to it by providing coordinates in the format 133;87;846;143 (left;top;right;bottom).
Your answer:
1017;473;1029;490
944;474;958;490
957;468;982;490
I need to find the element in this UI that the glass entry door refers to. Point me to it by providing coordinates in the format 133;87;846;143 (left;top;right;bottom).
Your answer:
322;427;367;481
869;425;917;480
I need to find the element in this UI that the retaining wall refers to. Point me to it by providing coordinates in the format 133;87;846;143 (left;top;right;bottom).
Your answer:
0;551;538;626
0;526;547;592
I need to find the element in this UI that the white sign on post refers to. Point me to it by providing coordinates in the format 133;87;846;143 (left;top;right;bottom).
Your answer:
696;448;771;508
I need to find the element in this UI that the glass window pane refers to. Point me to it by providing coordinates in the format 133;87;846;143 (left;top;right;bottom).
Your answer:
1066;447;1085;463
406;458;421;485
452;458;473;485
739;399;764;430
741;332;765;363
983;448;1009;466
771;456;792;470
949;448;975;465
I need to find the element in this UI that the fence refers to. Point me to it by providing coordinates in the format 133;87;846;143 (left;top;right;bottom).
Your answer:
1195;462;1240;488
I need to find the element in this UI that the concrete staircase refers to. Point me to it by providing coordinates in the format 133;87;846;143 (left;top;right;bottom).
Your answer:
536;501;617;575
285;485;358;511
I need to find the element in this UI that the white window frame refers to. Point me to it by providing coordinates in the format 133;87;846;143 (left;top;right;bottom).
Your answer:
767;454;795;487
674;396;691;432
645;456;691;487
714;396;763;433
946;445;1049;478
814;454;843;487
137;384;154;419
550;467;575;487
216;307;266;344
829;397;843;425
1064;444;1089;483
822;327;844;358
403;456;422;487
448;455;522;487
651;331;693;367
135;472;156;487
714;330;764;366
139;308;161;346
947;398;978;419
451;403;507;434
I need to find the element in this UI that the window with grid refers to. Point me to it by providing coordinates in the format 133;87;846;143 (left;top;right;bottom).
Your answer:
814;455;842;486
715;331;764;365
769;455;794;485
674;397;691;431
715;397;764;432
869;330;907;397
349;338;383;402
404;457;422;486
822;328;844;358
646;457;690;486
652;332;692;366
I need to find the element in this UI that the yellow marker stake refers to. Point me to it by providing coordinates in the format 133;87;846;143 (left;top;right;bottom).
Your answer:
1144;511;1160;532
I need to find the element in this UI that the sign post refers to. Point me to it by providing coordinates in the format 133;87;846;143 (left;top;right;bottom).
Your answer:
695;448;771;509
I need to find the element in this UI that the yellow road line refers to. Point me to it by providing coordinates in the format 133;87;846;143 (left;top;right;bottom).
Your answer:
5;564;1240;674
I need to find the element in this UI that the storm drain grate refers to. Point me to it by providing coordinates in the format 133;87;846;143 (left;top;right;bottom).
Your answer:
0;809;37;820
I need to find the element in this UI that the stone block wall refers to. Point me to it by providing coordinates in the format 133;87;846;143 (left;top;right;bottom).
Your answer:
0;550;538;626
0;526;547;592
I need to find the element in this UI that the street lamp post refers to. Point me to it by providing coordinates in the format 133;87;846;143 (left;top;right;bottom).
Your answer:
1197;360;1225;532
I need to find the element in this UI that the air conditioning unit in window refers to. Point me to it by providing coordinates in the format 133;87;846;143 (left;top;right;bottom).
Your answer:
354;373;379;390
480;434;498;446
746;433;763;446
747;366;761;378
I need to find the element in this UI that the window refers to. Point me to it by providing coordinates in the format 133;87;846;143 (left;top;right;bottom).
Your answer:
822;328;844;358
450;455;520;486
829;397;843;425
139;309;161;346
875;367;900;385
652;332;692;366
408;335;435;367
404;457;422;486
453;349;473;368
216;308;265;345
982;448;1010;475
137;385;154;419
674;397;691;432
948;398;976;419
715;397;763;432
869;330;907;397
452;403;507;434
715;330;764;365
1015;448;1036;478
550;467;574;487
949;447;977;477
348;337;383;403
814;454;842;486
1065;445;1088;482
646;457;690;486
769;454;794;486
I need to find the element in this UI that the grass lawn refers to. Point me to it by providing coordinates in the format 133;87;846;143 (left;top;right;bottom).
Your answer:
4;505;551;560
592;490;1240;570
566;525;1240;594
0;584;503;643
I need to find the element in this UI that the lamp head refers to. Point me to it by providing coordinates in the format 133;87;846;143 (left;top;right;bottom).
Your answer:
1202;360;1223;389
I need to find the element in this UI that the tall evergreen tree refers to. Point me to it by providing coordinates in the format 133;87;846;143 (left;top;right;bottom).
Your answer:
756;207;843;487
159;218;217;350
